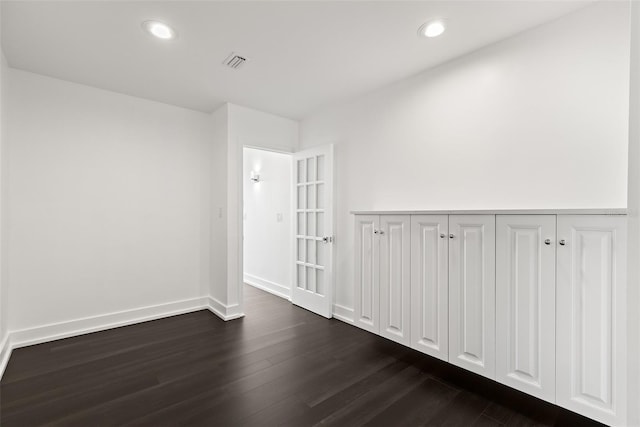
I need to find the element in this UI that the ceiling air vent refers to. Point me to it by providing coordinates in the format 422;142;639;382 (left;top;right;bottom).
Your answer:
223;52;248;69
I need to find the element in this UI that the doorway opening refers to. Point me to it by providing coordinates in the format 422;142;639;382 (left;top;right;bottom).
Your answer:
242;147;294;303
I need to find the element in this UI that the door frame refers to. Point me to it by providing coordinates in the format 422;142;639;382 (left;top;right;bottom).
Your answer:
233;139;334;318
242;144;296;302
238;142;296;309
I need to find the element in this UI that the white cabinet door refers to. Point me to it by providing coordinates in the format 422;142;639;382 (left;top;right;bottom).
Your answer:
379;215;411;345
411;215;448;361
354;215;380;333
496;215;556;402
556;215;627;426
449;215;496;379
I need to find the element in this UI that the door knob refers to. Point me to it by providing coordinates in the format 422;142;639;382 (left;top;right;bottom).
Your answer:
322;236;333;243
559;239;566;246
379;230;385;235
440;233;445;239
449;234;454;239
544;239;551;245
373;230;378;234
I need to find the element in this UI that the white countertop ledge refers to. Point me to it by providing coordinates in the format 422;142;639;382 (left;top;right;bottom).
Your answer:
350;208;628;215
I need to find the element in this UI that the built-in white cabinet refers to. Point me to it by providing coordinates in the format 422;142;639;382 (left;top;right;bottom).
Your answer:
448;215;496;379
410;215;448;361
496;215;556;403
354;215;410;344
354;215;379;334
556;215;627;426
352;211;627;427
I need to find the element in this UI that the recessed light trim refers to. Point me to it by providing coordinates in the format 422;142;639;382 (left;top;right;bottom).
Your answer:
142;20;176;40
419;20;446;38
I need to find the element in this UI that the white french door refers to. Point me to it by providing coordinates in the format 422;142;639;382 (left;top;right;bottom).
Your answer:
292;145;334;318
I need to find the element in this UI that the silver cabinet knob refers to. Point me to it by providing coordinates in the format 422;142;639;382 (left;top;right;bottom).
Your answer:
449;234;454;239
559;239;566;246
379;230;385;235
544;239;551;245
373;230;378;234
440;233;445;239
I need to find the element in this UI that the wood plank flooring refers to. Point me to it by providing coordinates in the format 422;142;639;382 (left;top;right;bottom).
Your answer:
1;285;604;426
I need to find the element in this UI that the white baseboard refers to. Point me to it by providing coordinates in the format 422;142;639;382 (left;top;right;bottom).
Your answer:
244;273;291;301
0;333;11;380
333;303;354;324
207;297;245;321
9;297;211;350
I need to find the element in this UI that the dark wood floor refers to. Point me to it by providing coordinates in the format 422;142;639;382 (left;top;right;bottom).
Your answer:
1;285;603;427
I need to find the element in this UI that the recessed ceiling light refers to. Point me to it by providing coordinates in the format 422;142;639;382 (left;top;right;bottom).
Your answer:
142;20;176;40
419;20;446;38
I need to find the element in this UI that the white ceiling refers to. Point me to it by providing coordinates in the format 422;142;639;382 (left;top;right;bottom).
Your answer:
2;1;592;119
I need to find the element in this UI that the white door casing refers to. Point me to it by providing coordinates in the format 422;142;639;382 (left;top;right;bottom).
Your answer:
410;215;449;361
379;215;411;345
556;215;627;426
354;215;380;333
448;215;496;379
292;145;334;318
496;215;556;402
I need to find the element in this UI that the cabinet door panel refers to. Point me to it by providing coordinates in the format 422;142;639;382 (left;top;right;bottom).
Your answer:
354;215;379;333
496;215;556;402
449;215;496;379
411;215;448;360
379;215;411;345
556;215;626;426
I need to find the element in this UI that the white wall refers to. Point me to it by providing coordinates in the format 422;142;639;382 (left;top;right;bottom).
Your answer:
6;69;219;332
300;1;631;310
230;104;298;153
243;147;292;298
0;13;7;347
627;2;640;424
209;104;228;305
